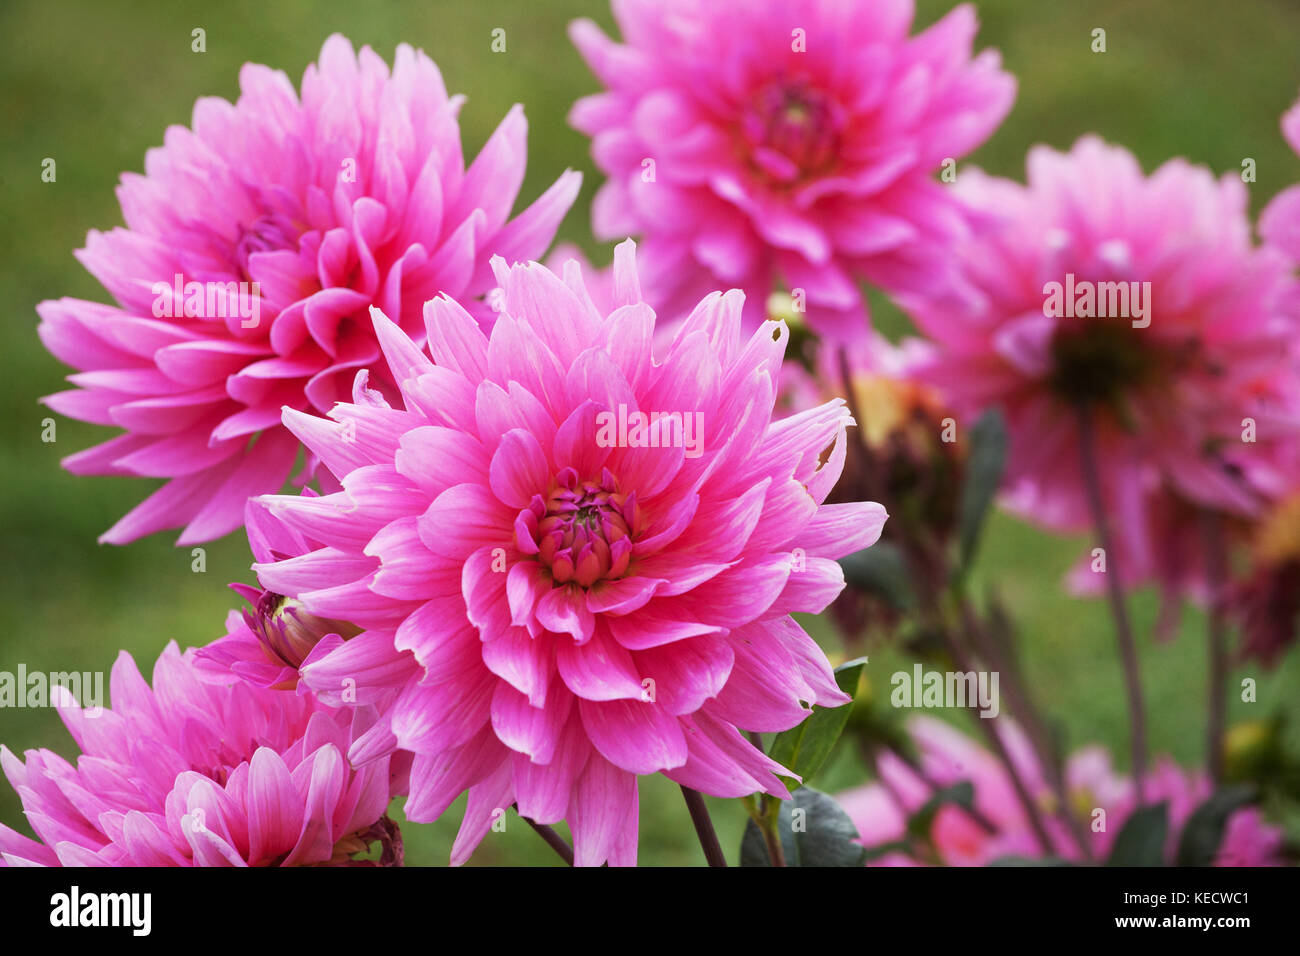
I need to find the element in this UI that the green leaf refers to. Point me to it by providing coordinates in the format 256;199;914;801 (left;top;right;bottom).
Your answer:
740;788;866;867
1176;785;1256;866
839;540;913;609
1106;802;1169;866
766;658;866;792
957;409;1007;569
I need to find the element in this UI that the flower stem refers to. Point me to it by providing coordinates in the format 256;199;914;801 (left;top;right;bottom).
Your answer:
1076;405;1147;800
940;624;1057;854
957;597;1094;860
680;786;728;867
1202;509;1228;783
520;813;574;866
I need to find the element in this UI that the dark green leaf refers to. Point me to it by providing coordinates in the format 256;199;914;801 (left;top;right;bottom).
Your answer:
766;658;865;792
1105;802;1169;867
839;540;913;609
740;788;866;867
1176;786;1256;867
957;409;1007;568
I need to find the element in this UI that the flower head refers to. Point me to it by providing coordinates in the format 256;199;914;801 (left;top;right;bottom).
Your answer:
252;241;887;865
38;34;580;545
0;643;401;867
908;137;1299;562
568;0;1014;337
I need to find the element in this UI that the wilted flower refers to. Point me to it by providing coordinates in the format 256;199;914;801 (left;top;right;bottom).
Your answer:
568;0;1014;337
779;332;962;639
841;716;1285;866
252;241;887;865
37;34;580;545
0;643;402;867
1227;490;1300;666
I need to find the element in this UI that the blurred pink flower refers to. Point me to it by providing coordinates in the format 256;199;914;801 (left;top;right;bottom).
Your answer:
908;136;1299;568
1259;92;1300;265
252;242;887;865
0;643;402;867
38;34;580;545
568;0;1014;338
841;716;1284;866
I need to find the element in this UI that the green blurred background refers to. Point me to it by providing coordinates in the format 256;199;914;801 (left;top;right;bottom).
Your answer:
2;0;1299;865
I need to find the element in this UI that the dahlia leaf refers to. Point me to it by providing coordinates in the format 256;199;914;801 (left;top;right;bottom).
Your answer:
956;409;1007;570
1105;801;1169;867
739;788;865;867
766;658;866;791
1176;785;1256;867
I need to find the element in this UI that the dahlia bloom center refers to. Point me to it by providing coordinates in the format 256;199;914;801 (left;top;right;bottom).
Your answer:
1047;319;1159;409
524;467;635;587
234;212;301;278
741;81;843;183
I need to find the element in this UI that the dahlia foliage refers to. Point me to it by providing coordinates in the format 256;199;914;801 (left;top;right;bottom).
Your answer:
9;0;1300;870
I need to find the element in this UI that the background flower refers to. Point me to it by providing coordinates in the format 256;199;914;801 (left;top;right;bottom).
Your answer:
37;34;580;545
841;716;1285;866
568;0;1014;337
908;136;1300;571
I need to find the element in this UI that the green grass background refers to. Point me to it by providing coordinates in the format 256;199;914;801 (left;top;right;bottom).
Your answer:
1;0;1298;865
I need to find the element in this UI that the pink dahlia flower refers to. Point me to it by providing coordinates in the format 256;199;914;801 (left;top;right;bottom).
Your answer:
568;0;1015;338
250;241;887;865
908;137;1300;563
841;716;1285;866
38;34;580;545
0;643;402;867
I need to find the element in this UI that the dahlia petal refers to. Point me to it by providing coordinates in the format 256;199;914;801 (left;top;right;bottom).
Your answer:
489;429;551;509
579;697;687;775
449;758;515;867
634;635;734;715
404;727;509;822
246;748;301;865
490;680;572;763
555;624;642;699
536;585;596;644
568;751;639;867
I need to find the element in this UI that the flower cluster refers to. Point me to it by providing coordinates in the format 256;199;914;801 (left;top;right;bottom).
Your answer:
8;2;1298;872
